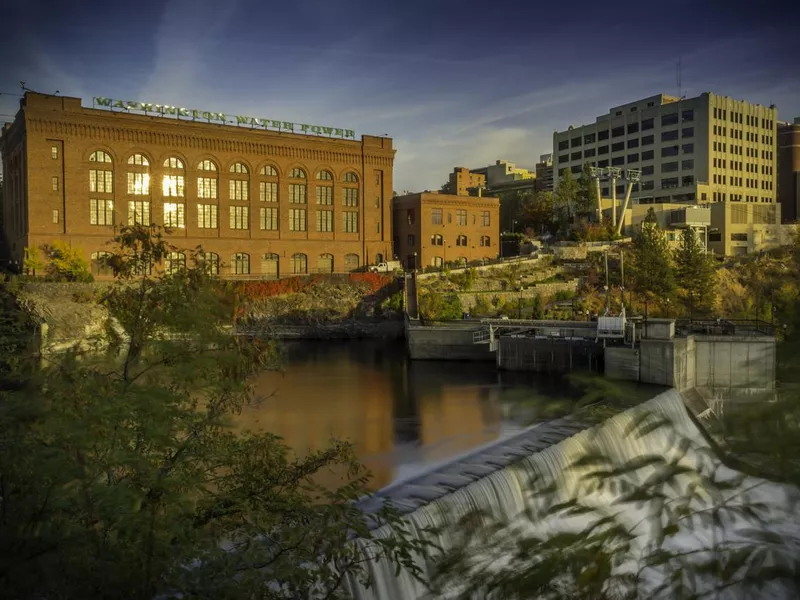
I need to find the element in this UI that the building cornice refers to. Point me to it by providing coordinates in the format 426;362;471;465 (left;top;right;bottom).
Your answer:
24;116;395;168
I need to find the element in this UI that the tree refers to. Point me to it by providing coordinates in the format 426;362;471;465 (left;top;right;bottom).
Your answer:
419;291;463;321
0;225;425;599
43;240;93;281
22;246;46;276
674;228;717;317
630;210;675;301
554;169;580;224
576;163;598;217
520;191;556;235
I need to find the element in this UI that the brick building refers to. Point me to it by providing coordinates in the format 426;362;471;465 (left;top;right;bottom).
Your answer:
392;192;499;270
0;92;394;278
778;118;800;223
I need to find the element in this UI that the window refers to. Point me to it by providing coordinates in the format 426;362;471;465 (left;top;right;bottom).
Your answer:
432;257;443;268
642;165;655;175
598;159;609;168
661;113;679;126
432;208;443;225
431;234;443;246
196;177;217;199
641;150;655;161
456;209;467;225
407;209;415;225
128;153;149;166
89;170;113;193
90;252;113;277
343;172;358;183
229;162;248;174
343;211;358;233
260;165;278;177
289;184;307;204
164;157;184;169
641;118;654;130
127;173;150;195
228;206;248;229
456;234;467;246
627;138;640;149
598;130;609;140
661;130;679;142
316;185;332;205
641;135;654;146
289;208;306;231
584;148;596;158
682;127;694;138
316;253;334;274
661;146;679;157
558;140;569;151
316;209;333;232
611;126;624;138
229;180;248;201
571;151;581;160
642;180;654;190
627;123;639;134
682;159;694;170
731;233;748;242
558;154;569;164
51;176;59;191
481;211;490;226
163;202;185;228
89;150;113;163
232;253;250;275
198;159;217;172
344;254;359;271
165;251;186;275
163;175;185;197
570;165;582;174
128;200;151;225
571;136;582;147
343;188;358;207
408;234;416;246
615;110;622;116
661;177;679;189
480;235;491;247
682;143;694;154
630;106;638;112
290;253;307;274
197;204;218;229
52;209;59;223
612;156;624;166
260;181;278;202
260;207;278;231
627;153;639;163
584;133;596;144
89;199;114;225
598;145;609;155
611;141;624;152
662;161;679;173
682;109;694;122
200;252;219;276
260;253;279;279
682;175;695;186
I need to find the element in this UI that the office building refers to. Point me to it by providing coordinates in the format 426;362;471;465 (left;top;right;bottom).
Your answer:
1;92;395;277
392;192;499;270
442;167;486;196
777;118;800;223
535;153;554;191
552;93;778;206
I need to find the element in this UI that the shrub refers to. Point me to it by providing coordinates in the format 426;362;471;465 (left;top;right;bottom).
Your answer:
419;292;462;321
42;242;93;282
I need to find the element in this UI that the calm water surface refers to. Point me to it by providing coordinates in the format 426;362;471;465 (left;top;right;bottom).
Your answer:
236;340;586;490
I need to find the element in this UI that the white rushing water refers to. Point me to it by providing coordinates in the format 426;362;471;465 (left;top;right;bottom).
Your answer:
343;389;800;599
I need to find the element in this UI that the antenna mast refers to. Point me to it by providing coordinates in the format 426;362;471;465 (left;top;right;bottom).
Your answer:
677;56;683;99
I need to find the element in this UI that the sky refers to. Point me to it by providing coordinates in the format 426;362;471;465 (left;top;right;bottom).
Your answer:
2;0;799;191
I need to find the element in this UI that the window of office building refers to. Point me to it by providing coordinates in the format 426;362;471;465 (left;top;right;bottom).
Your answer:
682;159;694;170
627;153;639;163
558;140;569;151
598;130;609;141
198;204;218;229
627;123;639;134
198;159;217;172
583;148;596;158
197;177;217;199
584;133;596;144
480;236;491;247
662;113;679;126
598;159;609;168
642;165;654;175
316;209;333;232
682;109;694;122
316;185;333;205
289;168;307;204
682;127;694;138
162;157;185;197
343;211;358;233
90;199;114;225
611;156;624;166
89;169;113;193
642;135;654;146
661;146;679;157
127;172;150;195
231;253;250;275
682;143;694;154
128;200;150;225
229;179;248;201
289;208;306;231
642;180;654;190
661;130;679;142
641;118;654;130
641;150;655;161
558;154;569;164
343;187;359;207
163;202;185;228
229;206;248;229
611;141;624;152
612;126;624;138
456;234;467;247
571;151;581;161
628;138;639;149
663;161;679;173
598;145;609;155
289;253;307;274
432;208;443;225
260;181;278;202
571;136;581;147
260;206;278;230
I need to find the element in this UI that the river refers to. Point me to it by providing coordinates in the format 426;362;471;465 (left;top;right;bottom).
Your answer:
237;340;658;490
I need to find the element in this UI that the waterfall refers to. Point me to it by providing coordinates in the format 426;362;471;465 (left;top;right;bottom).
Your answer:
343;389;800;599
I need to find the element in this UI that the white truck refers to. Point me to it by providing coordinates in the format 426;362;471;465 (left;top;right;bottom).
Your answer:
368;261;401;273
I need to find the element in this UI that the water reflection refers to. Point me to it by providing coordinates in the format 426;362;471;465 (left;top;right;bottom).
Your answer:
235;340;571;490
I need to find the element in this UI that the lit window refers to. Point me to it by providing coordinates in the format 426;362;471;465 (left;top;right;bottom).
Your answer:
229;162;248;174
316;170;333;180
343;211;358;233
289;208;306;231
52;176;59;191
432;257;443;267
231;253;250;275
290;253;307;274
259;181;278;202
127;154;149;166
480;235;491;246
198;159;217;171
51;146;58;160
456;209;467;226
165;251;186;275
163;157;184;169
90;199;115;225
456;234;467;246
289;183;307;204
229;179;248;201
343;172;358;183
259;165;278;176
127;173;150;195
261;253;279;278
162;175;185;197
197;177;217;199
343;188;358;207
481;211;490;226
163;202;185;228
289;167;306;179
128;200;151;225
431;234;443;246
201;252;220;275
316;209;333;232
229;206;249;229
90;252;113;277
259;207;278;230
89;150;112;163
52;209;59;223
198;204;218;229
316;186;333;205
431;209;443;225
89;170;113;193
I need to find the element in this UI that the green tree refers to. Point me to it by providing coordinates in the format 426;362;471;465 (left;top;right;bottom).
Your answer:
576;163;598;217
418;291;463;320
23;246;46;276
630;210;675;301
554;169;580;225
43;240;93;281
531;293;544;319
520;191;556;235
0;225;425;599
674;228;717;317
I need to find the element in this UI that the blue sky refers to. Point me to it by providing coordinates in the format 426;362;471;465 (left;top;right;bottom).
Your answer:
2;0;798;191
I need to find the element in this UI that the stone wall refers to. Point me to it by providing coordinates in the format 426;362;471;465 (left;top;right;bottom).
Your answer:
456;280;580;310
416;255;544;281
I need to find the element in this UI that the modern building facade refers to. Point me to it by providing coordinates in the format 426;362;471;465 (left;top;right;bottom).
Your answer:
535;153;554;191
552;93;778;206
0;92;395;278
392;192;499;270
777;118;800;223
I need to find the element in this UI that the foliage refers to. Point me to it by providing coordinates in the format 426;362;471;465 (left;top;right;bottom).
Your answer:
531;293;544;319
576;163;599;217
571;219;616;242
449;267;478;292
379;290;404;314
23;246;46;275
471;295;493;316
520;191;557;236
419;292;463;321
674;228;717;316
348;272;394;294
0;225;426;599
555;169;580;223
42;240;93;282
630;216;675;300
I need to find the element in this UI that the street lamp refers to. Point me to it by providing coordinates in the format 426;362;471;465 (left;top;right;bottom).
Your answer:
413;252;417;273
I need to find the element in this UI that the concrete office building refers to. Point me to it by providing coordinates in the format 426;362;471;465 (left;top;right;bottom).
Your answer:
392;192;499;270
535;153;554;191
777;118;800;223
552;93;778;206
1;92;394;278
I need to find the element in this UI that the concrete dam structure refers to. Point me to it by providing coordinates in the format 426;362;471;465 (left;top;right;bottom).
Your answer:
343;389;798;599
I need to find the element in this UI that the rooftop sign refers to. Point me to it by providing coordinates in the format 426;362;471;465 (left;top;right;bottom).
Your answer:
92;97;356;139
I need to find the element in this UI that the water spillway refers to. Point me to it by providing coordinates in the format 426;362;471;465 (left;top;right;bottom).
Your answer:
344;390;800;599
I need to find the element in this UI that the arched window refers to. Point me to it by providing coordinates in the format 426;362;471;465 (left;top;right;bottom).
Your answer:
432;256;443;267
289;168;307;204
231;252;250;275
229;162;249;201
342;172;358;183
290;253;307;275
431;234;443;246
127;153;150;196
162;156;185;197
456;234;468;247
89;150;113;163
374;253;384;265
197;159;217;199
343;171;359;207
259;165;279;202
261;253;279;280
316;170;333;205
480;236;491;247
344;253;359;271
165;251;186;275
316;253;333;274
90;251;113;277
200;252;220;276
